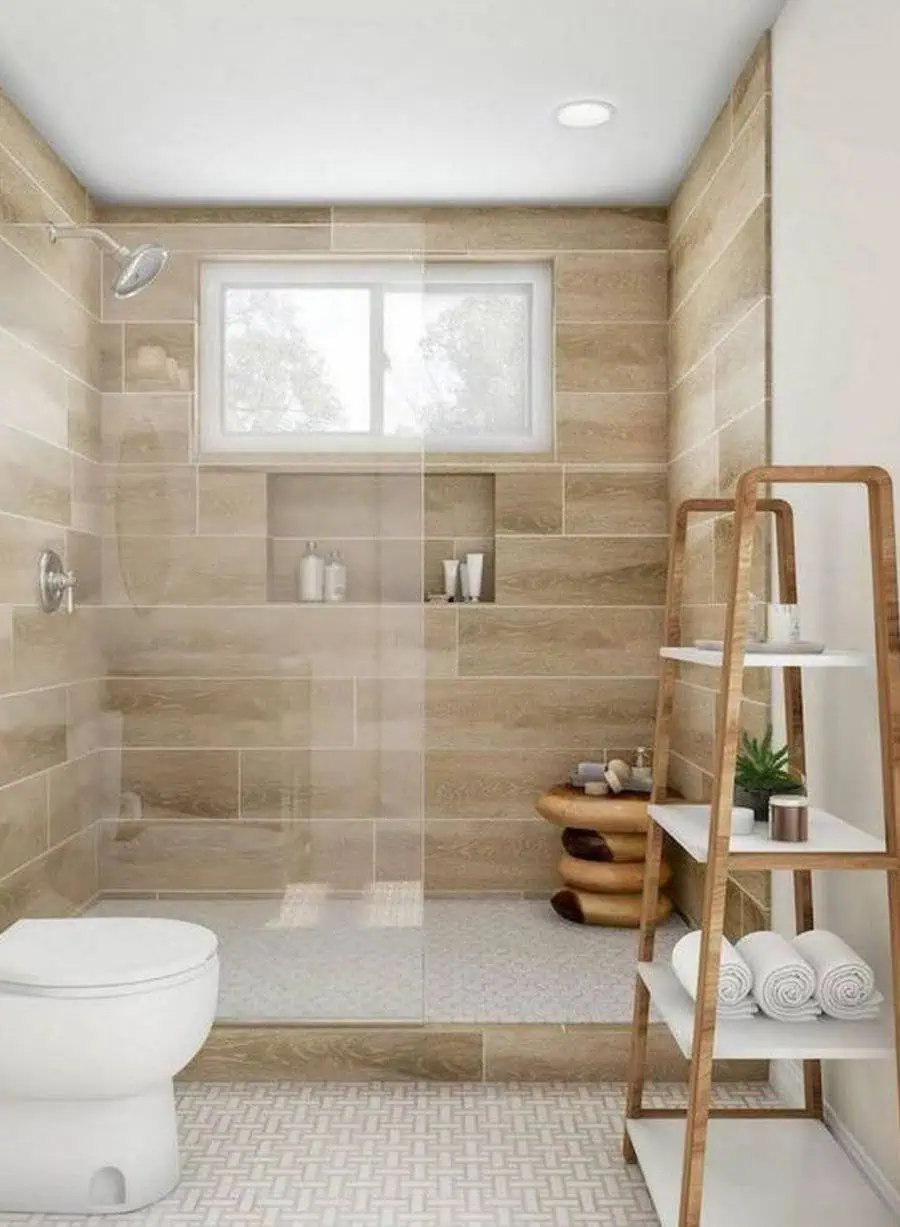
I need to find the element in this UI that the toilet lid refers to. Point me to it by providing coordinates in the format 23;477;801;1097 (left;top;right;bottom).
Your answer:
0;918;218;989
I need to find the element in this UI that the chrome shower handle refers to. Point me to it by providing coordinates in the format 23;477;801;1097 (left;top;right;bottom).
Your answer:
38;549;77;615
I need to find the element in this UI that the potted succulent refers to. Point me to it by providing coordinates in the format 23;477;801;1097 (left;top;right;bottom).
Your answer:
734;725;804;824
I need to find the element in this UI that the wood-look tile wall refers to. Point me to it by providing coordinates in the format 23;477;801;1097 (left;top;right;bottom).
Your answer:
666;36;772;934
0;89;108;929
94;205;669;894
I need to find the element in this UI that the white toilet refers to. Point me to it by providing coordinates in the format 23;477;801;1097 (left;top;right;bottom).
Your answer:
0;916;219;1214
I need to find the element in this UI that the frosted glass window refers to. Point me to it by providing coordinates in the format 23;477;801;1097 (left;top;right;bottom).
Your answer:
199;262;551;454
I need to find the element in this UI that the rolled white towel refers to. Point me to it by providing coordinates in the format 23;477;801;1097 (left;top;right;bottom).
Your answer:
735;931;821;1021
793;930;884;1020
672;930;757;1016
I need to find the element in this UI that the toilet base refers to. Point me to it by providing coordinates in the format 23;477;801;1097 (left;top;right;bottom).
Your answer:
0;1082;180;1213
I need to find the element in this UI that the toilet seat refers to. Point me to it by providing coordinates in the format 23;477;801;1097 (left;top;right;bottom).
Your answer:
0;918;218;998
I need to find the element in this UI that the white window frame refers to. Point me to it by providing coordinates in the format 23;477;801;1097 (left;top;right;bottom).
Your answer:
198;260;553;455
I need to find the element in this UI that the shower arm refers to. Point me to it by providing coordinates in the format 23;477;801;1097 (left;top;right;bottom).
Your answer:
48;224;129;260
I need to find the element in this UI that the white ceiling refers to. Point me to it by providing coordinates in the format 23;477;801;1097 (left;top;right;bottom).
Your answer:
0;0;786;205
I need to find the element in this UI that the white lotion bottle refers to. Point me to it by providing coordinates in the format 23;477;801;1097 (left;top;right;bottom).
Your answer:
466;552;484;602
298;541;325;602
324;550;347;603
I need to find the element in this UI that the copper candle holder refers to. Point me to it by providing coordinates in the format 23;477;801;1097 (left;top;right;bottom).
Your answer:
768;794;809;842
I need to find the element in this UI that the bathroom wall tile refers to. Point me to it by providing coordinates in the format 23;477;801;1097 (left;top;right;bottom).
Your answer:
0;139;68;228
671;680;717;775
0;686;68;787
268;537;423;604
0;89;89;224
105;464;197;535
0;826;97;932
667;752;712;806
1;219;99;320
0;239;92;379
92;321;124;392
99;818;311;893
482;1024;688;1083
424;538;454;599
0;422;70;525
556;323;667;394
670;104;767;311
425;606;457;677
66;529;102;604
426;678;657;751
181;1025;484;1083
425;820;558;892
11;606;103;689
301;820;375;892
198;469;268;535
669;204;769;384
119;749;240;820
124;322;195;392
425;749;582;821
331;205;667;252
555;252;668;322
495;472;562;535
47;752;102;845
0;607;12;695
102;605;429;679
556;393;666;464
564;471;667;536
71;454;104;535
102;394;192;464
269;472;423;539
0;774;48;881
669;357;715;461
67;679;111;759
669;436;718;516
104;535;267;606
374;819;424;883
105;678;355;749
732;32;771;135
0;328;69;448
357;679;426;750
240;749;423;822
494;536;667;606
99;222;332;254
424;474;493;537
714;300;767;428
66;381;103;462
0;513;64;604
458;607;663;677
103;251;197;322
669;99;732;241
717;402;768;495
682;521;716;606
98;205;331;225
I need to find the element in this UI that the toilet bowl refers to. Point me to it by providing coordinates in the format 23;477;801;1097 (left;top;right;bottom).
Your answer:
0;916;219;1214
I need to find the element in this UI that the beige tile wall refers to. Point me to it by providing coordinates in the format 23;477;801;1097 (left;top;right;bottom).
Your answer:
95;205;669;894
666;36;772;934
0;89;108;929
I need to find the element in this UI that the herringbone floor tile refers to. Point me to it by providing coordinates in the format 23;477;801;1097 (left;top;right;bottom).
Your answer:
0;1082;777;1227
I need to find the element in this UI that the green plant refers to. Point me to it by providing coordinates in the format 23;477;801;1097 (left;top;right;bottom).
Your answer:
735;726;802;793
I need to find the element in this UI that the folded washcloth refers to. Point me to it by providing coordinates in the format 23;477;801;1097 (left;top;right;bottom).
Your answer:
793;930;885;1020
735;931;821;1021
672;930;757;1016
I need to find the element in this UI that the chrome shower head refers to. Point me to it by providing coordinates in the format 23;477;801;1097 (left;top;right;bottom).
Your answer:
48;225;169;298
111;242;168;298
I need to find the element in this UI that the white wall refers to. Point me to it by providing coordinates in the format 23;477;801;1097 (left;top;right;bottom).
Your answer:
771;0;900;1195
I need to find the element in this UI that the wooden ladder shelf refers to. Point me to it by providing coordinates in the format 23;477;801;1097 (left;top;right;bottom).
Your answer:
623;465;900;1227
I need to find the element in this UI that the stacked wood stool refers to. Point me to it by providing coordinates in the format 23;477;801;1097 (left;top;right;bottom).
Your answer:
536;785;673;926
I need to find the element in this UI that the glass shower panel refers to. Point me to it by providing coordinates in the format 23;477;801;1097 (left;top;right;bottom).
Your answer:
95;234;427;1027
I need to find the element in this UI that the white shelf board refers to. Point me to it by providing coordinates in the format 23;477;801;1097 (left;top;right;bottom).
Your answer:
649;803;886;863
626;1117;896;1227
660;646;867;668
638;963;893;1060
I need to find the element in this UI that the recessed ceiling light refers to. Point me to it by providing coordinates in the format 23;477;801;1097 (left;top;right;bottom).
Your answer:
555;99;616;129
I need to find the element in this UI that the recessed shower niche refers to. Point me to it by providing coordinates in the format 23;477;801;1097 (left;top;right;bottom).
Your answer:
266;471;495;603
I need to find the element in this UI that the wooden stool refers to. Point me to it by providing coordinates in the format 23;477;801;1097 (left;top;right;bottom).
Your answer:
535;785;672;927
